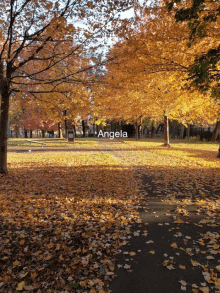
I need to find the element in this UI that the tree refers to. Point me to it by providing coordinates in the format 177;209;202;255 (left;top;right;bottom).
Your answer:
165;0;220;96
92;2;220;145
0;0;138;173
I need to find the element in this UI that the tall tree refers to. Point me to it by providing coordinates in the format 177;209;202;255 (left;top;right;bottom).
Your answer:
93;2;219;144
165;0;220;96
0;0;138;173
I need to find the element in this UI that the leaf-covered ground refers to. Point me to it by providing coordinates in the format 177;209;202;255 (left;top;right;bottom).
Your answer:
0;140;219;292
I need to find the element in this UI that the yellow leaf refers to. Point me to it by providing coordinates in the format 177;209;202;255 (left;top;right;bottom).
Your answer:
102;259;108;264
149;250;155;254
19;240;25;245
129;252;136;256
19;272;28;279
179;265;186;270
13;260;20;266
191;259;199;266
16;281;25;291
109;266;114;271
192;289;199;293
59;255;64;261
176;218;184;224
171;242;177;248
47;243;53;249
55;244;60;250
88;280;95;286
80;280;87;287
167;264;175;270
199;287;209;293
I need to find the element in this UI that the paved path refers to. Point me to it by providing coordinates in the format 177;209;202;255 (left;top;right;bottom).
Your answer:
95;142;220;293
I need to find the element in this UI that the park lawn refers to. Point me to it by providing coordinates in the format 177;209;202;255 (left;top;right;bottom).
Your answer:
0;141;219;292
7;138;98;148
0;151;142;292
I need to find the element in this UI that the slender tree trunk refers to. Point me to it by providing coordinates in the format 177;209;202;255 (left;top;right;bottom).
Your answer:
64;119;67;138
73;124;77;138
138;116;142;139
200;127;204;141
42;130;45;138
212;120;220;141
82;120;85;137
151;121;155;138
37;129;38;138
163;115;170;146
93;123;95;135
186;124;190;139
24;129;28;138
30;130;32;138
0;86;10;173
135;121;139;140
58;122;63;138
180;124;184;139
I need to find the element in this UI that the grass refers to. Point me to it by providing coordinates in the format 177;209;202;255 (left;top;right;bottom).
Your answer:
7;138;98;147
1;140;219;292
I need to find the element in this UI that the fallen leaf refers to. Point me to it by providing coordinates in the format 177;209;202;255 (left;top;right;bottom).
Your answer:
16;281;25;291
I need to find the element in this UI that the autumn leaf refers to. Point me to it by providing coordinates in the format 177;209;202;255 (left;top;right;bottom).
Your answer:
16;281;25;291
13;260;20;266
31;272;37;279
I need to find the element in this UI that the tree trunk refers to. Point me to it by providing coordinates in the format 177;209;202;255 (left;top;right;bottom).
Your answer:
186;124;190;139
212;120;220;142
135;121;139;140
82;120;85;137
93;123;95;136
180;124;184;139
24;129;28;138
163;115;170;146
138;116;142;139
58;122;63;138
0;86;10;173
30;130;32;138
151;121;155;138
73;124;77;138
200;127;204;141
64;119;68;138
42;130;45;138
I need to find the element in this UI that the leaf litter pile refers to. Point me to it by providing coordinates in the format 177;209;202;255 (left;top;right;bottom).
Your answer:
0;152;142;292
1;142;220;293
